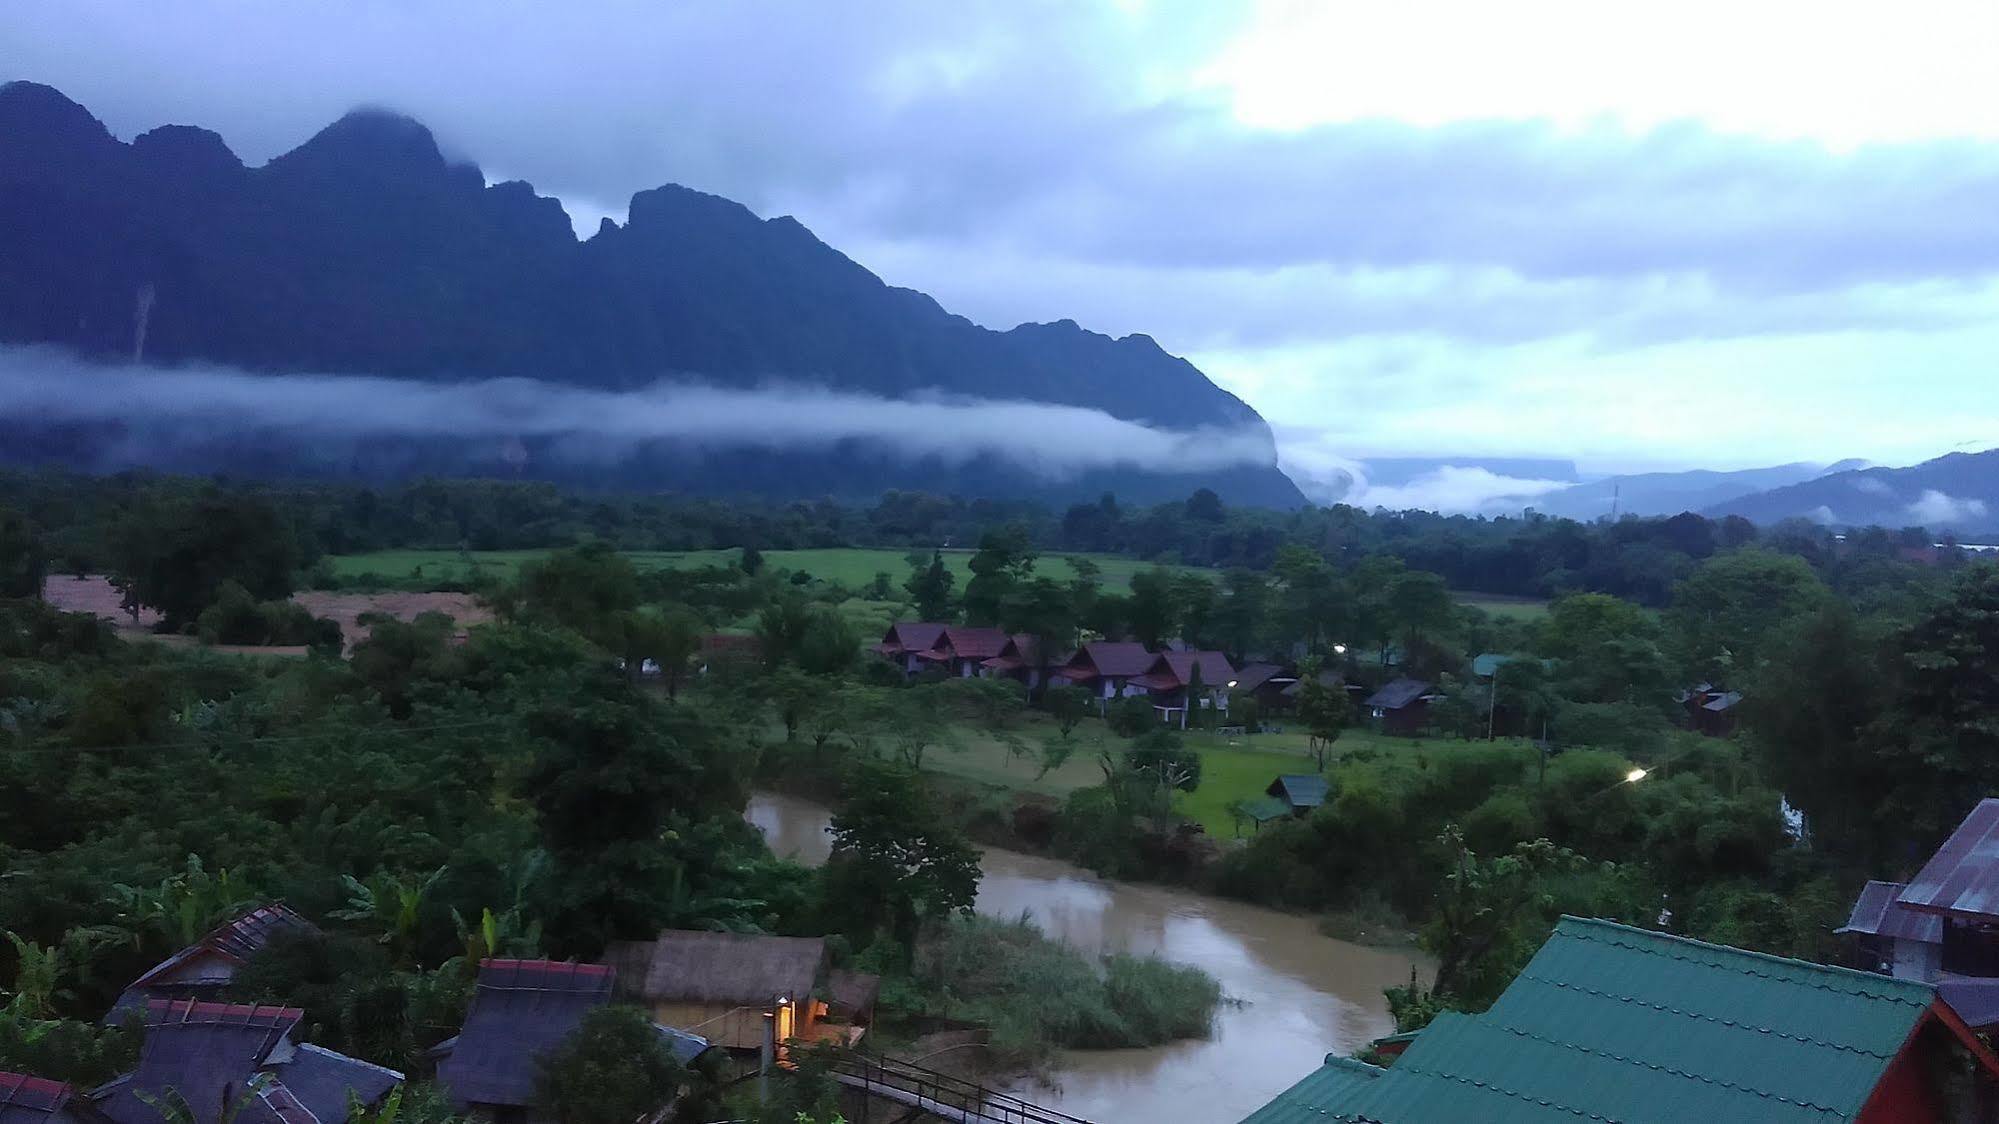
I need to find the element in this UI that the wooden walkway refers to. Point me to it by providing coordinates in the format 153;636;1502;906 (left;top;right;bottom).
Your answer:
828;1051;1094;1124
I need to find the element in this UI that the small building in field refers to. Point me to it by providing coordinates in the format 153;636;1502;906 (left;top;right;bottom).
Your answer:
2;1072;110;1124
1240;915;1999;1123
1697;689;1743;736
1230;662;1290;711
980;634;1068;690
107;904;317;1021
432;959;709;1121
872;622;947;676
1264;774;1328;817
1053;642;1159;711
1129;650;1235;726
909;626;1011;679
92;1000;400;1124
1839;879;1944;980
607;931;867;1052
1362;677;1434;736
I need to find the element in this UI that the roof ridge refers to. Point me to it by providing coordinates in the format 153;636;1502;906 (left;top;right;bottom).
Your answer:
292;1042;407;1081
1474;1020;1853;1115
1553;918;1934;1002
1507;974;1903;1059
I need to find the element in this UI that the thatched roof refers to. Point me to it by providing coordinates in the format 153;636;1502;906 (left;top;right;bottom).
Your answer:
825;970;881;1018
434;960;611;1109
630;931;825;1007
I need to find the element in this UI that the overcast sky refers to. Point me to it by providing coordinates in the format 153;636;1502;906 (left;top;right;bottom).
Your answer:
8;0;1998;480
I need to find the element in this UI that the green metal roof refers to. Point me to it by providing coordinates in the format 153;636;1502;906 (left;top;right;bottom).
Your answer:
1243;796;1291;823
1238;1055;1384;1124
1238;915;1938;1123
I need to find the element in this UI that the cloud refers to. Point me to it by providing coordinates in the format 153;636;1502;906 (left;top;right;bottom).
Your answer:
0;347;1275;479
1274;430;1570;512
1905;489;1991;526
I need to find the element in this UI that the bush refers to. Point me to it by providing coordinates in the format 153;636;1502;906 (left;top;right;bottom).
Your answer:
906;914;1223;1067
195;581;341;649
1107;695;1156;737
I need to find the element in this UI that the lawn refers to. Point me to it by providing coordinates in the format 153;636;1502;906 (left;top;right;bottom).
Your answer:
1451;591;1551;621
327;547;1186;594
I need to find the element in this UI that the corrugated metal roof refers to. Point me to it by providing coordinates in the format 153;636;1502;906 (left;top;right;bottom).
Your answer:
879;622;946;654
1900;798;1999;920
0;1073;77;1124
130;904;317;991
1238;1056;1383;1124
434;959;614;1109
1062;642;1156;679
1238;916;1939;1123
1363;678;1431;710
1267;775;1328;809
1839;880;1943;943
1243;797;1290;824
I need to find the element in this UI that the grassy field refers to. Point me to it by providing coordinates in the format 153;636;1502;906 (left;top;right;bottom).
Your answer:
330;549;1553;624
1452;592;1551;621
901;712;1530;839
327;547;1180;594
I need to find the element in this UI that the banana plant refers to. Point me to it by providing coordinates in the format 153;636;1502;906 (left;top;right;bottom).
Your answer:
137;1072;273;1124
332;868;445;964
108;855;257;950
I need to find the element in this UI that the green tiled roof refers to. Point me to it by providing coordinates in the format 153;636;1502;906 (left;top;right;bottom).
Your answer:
1243;796;1291;823
1238;916;1938;1123
1239;1055;1384;1123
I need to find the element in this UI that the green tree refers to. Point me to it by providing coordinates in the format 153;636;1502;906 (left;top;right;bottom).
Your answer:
535;1006;689;1124
903;550;955;621
824;762;981;952
1668;549;1829;683
1293;658;1349;770
110;492;301;630
1126;568;1179;649
1423;829;1586;1008
519;542;639;640
1215;568;1270;657
0;508;45;600
1042;686;1091;736
962;525;1036;626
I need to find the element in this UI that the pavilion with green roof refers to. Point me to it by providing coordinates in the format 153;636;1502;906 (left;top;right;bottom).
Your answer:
1240;915;1999;1123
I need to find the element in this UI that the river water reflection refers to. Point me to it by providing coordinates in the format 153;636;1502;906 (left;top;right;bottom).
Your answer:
744;792;1425;1124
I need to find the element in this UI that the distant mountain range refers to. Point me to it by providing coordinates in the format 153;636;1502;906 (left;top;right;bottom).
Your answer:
1527;459;1869;521
1707;448;1999;535
0;82;1304;507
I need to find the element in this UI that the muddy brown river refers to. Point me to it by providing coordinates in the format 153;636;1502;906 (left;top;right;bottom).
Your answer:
745;792;1425;1124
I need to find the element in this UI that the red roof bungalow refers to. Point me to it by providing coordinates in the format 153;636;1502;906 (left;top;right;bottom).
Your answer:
909;626;1011;678
1241;916;1999;1124
1130;650;1236;727
872;622;946;676
1053;642;1158;710
106;903;316;1020
981;634;1068;690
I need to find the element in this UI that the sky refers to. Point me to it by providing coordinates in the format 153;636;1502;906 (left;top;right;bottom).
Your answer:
6;0;1998;496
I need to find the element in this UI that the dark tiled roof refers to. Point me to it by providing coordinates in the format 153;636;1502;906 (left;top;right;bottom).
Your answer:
1063;642;1156;679
1901;798;1999;920
879;622;946;654
936;627;1009;660
130;904;317;990
1941;979;1999;1030
435;960;614;1109
1231;663;1285;693
1838;880;1943;943
635;931;824;1007
1363;677;1431;710
0;1073;80;1124
1150;650;1235;688
1267;775;1329;809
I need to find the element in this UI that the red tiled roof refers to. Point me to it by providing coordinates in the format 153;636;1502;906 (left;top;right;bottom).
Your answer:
0;1072;73;1117
144;999;303;1032
938;627;1010;660
1152;650;1236;688
476;959;614;992
878;622;946;654
1063;642;1155;679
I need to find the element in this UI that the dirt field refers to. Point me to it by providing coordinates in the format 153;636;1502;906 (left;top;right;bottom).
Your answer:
39;576;491;652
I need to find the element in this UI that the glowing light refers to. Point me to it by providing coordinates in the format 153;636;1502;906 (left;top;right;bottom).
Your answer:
1625;768;1648;783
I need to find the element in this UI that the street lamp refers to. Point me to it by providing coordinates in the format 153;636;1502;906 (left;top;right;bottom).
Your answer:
1332;643;1348;655
1625;767;1648;784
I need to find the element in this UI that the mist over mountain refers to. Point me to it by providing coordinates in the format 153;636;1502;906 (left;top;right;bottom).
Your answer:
1708;448;1999;534
1528;459;1868;521
0;81;1303;506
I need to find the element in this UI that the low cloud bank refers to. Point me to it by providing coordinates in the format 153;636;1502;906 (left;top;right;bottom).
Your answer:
1276;430;1571;514
0;347;1278;479
1905;489;1990;525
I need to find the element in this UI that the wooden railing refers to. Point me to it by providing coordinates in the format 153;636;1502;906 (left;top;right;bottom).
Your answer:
827;1049;1094;1124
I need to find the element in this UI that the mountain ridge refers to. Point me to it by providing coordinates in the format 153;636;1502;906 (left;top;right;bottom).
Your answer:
0;82;1302;506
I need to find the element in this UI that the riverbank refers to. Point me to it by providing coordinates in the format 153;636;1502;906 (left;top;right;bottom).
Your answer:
746;792;1426;1124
